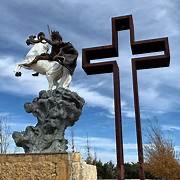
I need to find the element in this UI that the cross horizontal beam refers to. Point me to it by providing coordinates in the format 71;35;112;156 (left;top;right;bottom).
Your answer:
83;15;170;72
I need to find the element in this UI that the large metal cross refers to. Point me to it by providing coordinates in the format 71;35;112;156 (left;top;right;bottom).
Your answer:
82;15;170;180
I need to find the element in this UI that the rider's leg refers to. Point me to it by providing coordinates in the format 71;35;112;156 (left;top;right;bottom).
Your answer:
25;56;40;67
27;55;50;67
29;55;50;76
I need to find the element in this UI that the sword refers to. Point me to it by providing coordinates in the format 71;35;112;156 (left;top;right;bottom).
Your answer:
47;24;52;40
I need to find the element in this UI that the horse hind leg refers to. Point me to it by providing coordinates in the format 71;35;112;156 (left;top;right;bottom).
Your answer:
57;68;72;89
46;73;55;90
54;80;59;90
62;74;72;89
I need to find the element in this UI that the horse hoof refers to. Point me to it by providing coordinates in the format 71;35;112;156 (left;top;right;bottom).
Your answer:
32;72;39;76
15;72;22;77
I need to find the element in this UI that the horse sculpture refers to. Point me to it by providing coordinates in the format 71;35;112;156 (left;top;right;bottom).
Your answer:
14;35;72;90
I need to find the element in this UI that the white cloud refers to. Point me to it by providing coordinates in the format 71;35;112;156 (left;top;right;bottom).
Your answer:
0;0;179;118
175;146;180;152
69;136;116;151
67;135;139;163
0;55;126;116
0;56;48;95
7;135;139;163
1;0;180;163
123;110;135;119
8;122;33;131
162;125;180;131
0;112;10;117
6;137;24;154
72;83;126;115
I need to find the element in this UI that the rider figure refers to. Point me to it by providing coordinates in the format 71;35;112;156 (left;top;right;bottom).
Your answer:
29;31;78;77
28;31;63;76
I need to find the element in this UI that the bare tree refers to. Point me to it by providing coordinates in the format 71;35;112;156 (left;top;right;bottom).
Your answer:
0;115;11;154
144;120;180;179
85;133;93;164
71;129;75;153
92;148;98;165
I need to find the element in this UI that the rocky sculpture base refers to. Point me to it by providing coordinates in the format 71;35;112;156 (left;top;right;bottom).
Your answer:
12;87;85;153
0;153;97;180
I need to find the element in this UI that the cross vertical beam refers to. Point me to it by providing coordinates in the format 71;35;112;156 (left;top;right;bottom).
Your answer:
82;15;170;180
132;61;145;179
113;64;124;179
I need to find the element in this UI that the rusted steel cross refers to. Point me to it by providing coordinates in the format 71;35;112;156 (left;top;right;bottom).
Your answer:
82;15;170;180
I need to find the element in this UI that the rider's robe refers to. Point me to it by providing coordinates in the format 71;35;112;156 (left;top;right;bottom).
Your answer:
60;42;78;75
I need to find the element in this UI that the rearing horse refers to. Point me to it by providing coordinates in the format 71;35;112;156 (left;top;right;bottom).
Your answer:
14;36;72;90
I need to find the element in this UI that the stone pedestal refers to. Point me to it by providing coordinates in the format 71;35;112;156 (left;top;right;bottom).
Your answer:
0;153;97;180
12;87;85;153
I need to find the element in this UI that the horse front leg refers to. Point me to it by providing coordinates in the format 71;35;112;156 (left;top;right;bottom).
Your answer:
14;64;22;77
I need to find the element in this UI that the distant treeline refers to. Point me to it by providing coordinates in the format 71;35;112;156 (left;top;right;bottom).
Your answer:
86;159;157;179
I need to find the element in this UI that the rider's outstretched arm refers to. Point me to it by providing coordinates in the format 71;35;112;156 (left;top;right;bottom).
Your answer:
30;39;41;43
44;38;61;46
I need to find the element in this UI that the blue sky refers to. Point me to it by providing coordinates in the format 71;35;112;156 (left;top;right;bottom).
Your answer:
0;0;180;163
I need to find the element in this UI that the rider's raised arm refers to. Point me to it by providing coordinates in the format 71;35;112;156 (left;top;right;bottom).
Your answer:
44;38;61;46
30;39;41;43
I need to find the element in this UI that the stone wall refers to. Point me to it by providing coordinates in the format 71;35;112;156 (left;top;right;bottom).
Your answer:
0;153;97;180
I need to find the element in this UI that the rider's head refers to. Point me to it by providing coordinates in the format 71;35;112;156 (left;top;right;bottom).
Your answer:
51;31;62;42
37;32;45;40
